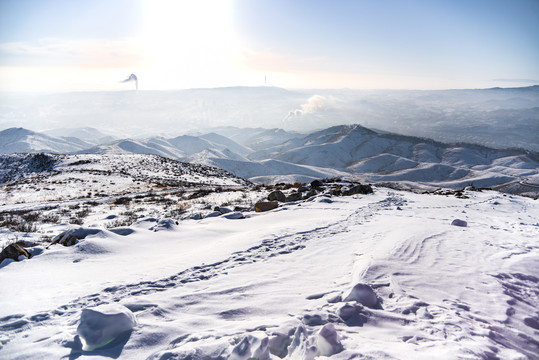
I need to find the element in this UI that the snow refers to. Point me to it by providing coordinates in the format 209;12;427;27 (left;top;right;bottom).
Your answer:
77;304;137;351
1;187;537;359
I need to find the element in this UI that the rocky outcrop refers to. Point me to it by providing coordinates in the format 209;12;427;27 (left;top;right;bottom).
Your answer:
285;192;303;202
0;243;30;263
343;184;373;196
255;201;279;212
343;283;379;308
267;190;286;202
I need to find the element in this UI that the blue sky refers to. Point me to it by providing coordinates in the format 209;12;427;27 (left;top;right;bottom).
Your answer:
0;0;538;91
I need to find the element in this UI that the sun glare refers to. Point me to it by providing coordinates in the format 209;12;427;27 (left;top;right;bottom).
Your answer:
140;0;246;89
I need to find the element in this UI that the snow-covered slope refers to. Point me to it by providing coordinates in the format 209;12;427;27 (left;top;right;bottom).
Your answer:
257;124;539;194
0;128;91;154
1;186;537;359
0;153;250;204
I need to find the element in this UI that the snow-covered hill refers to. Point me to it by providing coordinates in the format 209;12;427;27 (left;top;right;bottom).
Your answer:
0;128;92;154
1;184;537;359
0;153;250;204
250;124;539;195
1;124;537;196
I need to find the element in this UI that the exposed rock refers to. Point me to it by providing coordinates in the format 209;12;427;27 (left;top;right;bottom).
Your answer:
285;192;303;202
297;186;309;193
451;219;468;227
343;283;379;308
343;184;373;196
310;180;323;189
268;332;291;358
255;201;278;212
268;190;286;202
0;243;31;263
338;304;369;326
302;314;326;326
306;189;318;199
330;189;342;196
52;227;102;246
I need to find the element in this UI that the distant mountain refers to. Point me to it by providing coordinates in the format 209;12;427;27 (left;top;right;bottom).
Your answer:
80;134;250;163
250;124;538;193
1;124;537;196
0;128;91;154
42;127;116;145
197;126;300;151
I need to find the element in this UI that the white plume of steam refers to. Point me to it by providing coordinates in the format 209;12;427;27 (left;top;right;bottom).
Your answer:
121;74;138;90
285;95;326;121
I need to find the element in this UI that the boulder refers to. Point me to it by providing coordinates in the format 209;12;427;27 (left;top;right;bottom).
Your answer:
310;180;324;189
255;201;278;212
267;190;286;202
268;332;291;358
330;189;342;197
285;192;303;202
0;243;31;263
303;189;318;200
343;283;379;308
297;186;309;193
343;184;373;196
451;219;468;227
52;227;102;246
338;304;368;326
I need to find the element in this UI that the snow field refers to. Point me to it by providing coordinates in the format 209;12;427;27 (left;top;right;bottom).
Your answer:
0;188;537;359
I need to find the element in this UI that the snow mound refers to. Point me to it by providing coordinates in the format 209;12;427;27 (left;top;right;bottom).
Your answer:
52;227;103;246
315;323;343;356
287;326;316;360
149;219;178;232
76;304;137;351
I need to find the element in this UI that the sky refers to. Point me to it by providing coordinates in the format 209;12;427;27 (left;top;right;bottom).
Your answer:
0;0;538;92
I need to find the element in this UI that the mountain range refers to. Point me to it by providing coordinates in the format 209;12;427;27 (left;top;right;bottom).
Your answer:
0;124;537;196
